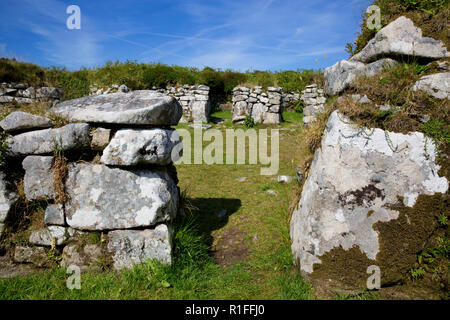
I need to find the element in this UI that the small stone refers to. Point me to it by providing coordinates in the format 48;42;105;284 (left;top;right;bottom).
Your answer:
60;244;103;271
0;172;18;224
118;84;129;93
29;226;68;246
22;156;54;201
216;210;227;218
236;177;247;182
107;224;173;270
13;246;47;266
277;175;294;184
0;112;53;132
90;127;111;151
266;190;278;196
44;204;65;226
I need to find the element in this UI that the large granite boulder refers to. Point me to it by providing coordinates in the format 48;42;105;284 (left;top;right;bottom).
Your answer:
290;111;448;289
0;112;53;133
107;224;172;270
100;129;181;166
0;172;18;236
411;72;450;100
6;123;90;156
350;16;449;63
324;59;398;96
49;91;182;126
65;163;179;231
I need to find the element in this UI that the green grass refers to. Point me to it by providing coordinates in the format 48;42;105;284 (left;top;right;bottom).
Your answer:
282;111;303;124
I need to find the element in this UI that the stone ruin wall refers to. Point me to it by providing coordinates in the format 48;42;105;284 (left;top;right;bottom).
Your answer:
231;85;325;126
0;82;63;105
0;91;182;271
300;84;326;127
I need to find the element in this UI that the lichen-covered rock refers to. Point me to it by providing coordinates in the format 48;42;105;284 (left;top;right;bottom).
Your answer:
411;72;449;100
191;100;211;123
7;123;90;156
107;224;172;270
36;87;63;100
100;129;181;166
263;112;281;124
44;204;65;226
65;163;179;230
22;156;54;201
351;16;449;63
50;91;182;126
290;111;448;288
60;244;103;271
0;172;18;226
0;112;53;132
13;246;47;266
29;226;69;246
90;127;111;151
324;59;398;96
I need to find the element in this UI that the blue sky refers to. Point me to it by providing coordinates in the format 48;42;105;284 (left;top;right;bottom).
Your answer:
0;0;372;71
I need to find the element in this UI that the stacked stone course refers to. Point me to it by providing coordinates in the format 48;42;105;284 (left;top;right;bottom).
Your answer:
0;82;63;105
0;90;183;271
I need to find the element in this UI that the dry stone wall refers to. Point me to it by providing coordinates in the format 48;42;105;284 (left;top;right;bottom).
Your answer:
0;82;63;105
300;84;326;127
231;86;302;124
0;90;183;271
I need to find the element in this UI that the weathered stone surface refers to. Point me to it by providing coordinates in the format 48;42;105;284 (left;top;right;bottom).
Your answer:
14;97;33;104
324;59;398;96
90;127;111;151
263;112;281;124
290;111;448;279
0;96;13;103
22;156;54;201
232;101;249;122
50;91;182;126
0;172;18;223
44;204;65;226
7;123;90;156
36;87;63;99
100;129;181;166
13;246;47;266
118;84;129;93
65;164;179;230
411;72;449;100
191;100;211;123
29;226;69;246
107;224;172;270
60;244;103;271
351;16;449;63
251;103;266;123
277;175;294;184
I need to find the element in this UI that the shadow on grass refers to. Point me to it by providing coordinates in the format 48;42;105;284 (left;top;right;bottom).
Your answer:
189;197;241;252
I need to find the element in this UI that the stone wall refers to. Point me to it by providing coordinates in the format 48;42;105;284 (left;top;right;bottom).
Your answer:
91;84;211;123
0;82;63;105
300;84;326;127
231;86;300;124
153;85;211;123
0;90;183;271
